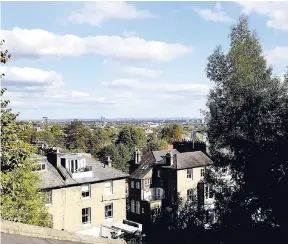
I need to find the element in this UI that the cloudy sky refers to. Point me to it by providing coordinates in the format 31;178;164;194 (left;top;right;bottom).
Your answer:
1;1;288;120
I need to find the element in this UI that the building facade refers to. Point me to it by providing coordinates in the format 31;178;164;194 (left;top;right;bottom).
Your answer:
34;152;137;237
127;149;215;229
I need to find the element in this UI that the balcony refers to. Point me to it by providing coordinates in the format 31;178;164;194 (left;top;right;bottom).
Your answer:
69;166;93;179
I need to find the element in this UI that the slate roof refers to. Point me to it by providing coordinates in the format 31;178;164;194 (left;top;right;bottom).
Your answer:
130;150;212;179
1;220;125;244
36;154;129;190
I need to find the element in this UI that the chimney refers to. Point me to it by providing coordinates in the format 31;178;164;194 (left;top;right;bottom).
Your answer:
165;151;174;166
106;156;112;167
47;151;61;168
134;148;142;164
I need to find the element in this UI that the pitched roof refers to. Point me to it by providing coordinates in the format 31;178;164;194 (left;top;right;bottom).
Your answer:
130;150;212;179
1;220;125;244
37;155;129;190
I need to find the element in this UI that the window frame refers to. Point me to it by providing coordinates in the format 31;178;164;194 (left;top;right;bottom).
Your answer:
205;184;214;199
105;203;113;219
187;188;194;202
81;184;91;199
46;191;52;205
187;169;193;180
200;167;205;177
82;207;91;225
131;180;135;188
157;170;160;177
131;200;135;213
136;201;140;214
136;181;140;189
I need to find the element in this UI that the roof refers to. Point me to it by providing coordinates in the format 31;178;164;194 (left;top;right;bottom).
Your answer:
130;150;212;179
1;220;125;244
36;155;129;190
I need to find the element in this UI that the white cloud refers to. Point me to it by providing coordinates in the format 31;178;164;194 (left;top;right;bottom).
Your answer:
192;2;234;23
1;66;64;90
2;28;192;62
1;66;114;109
235;2;288;32
123;31;136;37
69;2;155;26
119;66;163;78
266;46;288;64
102;79;210;95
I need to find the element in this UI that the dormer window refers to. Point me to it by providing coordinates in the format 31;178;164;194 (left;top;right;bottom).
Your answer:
33;162;46;172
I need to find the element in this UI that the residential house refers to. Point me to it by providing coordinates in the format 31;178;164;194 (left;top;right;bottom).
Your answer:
33;152;141;239
127;149;214;229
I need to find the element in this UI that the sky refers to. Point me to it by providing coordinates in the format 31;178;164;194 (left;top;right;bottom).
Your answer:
1;1;288;120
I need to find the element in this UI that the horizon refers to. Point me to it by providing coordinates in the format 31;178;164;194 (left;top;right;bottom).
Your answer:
2;1;287;119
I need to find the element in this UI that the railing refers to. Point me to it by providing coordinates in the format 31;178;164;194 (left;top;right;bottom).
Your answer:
70;166;92;173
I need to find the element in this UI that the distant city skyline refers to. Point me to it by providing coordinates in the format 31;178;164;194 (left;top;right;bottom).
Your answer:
2;2;287;119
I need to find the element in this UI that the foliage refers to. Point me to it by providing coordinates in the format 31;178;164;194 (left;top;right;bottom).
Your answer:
147;134;168;151
160;122;184;143
117;125;147;151
0;40;51;227
204;15;288;240
97;144;132;173
64;120;91;152
0;162;52;227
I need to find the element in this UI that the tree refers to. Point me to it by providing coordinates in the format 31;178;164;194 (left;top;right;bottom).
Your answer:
0;40;51;227
160;122;184;143
98;144;132;173
1;162;52;227
64;120;91;152
205;15;288;241
147;134;168;151
117;125;147;151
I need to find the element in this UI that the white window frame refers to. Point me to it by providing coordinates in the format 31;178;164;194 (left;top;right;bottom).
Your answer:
46;191;52;205
105;203;113;219
205;185;213;199
81;184;91;199
142;207;145;214
34;162;46;172
187;188;193;202
146;178;152;185
187;169;193;180
104;181;113;195
82;207;91;224
136;181;140;189
157;170;160;177
69;159;80;173
201;167;205;177
131;200;135;213
156;188;161;200
131;180;135;188
136;201;140;214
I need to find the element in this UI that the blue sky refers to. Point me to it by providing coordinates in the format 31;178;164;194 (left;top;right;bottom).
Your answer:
1;1;288;120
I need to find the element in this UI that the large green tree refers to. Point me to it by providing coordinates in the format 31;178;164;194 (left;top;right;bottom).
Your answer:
205;15;288;240
147;134;168;151
0;40;51;226
160;122;184;143
64;120;91;152
117;125;147;151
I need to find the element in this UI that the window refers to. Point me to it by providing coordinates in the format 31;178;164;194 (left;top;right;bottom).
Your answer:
157;170;161;177
201;167;205;177
50;214;53;228
156;188;161;200
104;181;112;195
105;203;113;219
46;191;52;205
142;208;145;214
82;207;91;224
82;185;90;198
136;201;140;214
33;162;46;171
131;180;135;188
205;185;214;199
187;169;193;180
187;189;194;202
136;182;140;189
145;178;152;185
131;200;135;213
